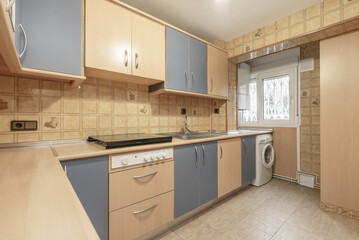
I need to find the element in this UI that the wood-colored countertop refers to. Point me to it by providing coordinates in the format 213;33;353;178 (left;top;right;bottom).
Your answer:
55;130;273;161
0;146;99;240
0;129;271;240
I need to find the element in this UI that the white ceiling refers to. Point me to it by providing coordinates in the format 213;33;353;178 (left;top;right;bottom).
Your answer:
120;0;323;42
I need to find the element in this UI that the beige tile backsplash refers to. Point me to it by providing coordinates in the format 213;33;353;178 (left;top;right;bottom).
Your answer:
0;75;227;143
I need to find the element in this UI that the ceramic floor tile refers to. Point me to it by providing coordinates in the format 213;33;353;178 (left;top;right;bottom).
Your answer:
273;223;325;240
174;218;225;240
241;211;284;235
158;179;359;240
197;206;239;234
222;221;256;240
325;223;359;240
155;231;184;240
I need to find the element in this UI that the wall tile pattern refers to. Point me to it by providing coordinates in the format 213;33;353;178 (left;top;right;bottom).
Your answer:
0;75;226;143
300;42;321;183
225;0;359;58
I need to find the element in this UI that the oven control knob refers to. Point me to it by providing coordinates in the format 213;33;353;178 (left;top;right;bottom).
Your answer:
122;157;129;166
150;156;155;161
162;153;167;159
143;156;149;162
156;155;161;160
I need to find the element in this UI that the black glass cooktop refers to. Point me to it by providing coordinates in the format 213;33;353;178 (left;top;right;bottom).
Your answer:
87;133;172;149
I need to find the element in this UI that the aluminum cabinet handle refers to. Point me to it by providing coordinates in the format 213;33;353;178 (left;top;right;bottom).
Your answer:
201;145;206;166
220;145;223;159
211;77;213;92
64;165;67;175
135;53;139;69
18;24;27;59
191;72;194;87
133;203;158;214
195;146;199;168
133;171;158;179
243;139;246;156
185;71;188;90
6;0;15;11
124;50;128;67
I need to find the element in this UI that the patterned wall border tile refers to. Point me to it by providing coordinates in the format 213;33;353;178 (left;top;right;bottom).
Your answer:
321;201;359;221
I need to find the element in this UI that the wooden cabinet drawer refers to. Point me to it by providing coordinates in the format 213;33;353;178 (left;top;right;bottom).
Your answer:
109;191;174;240
109;161;174;211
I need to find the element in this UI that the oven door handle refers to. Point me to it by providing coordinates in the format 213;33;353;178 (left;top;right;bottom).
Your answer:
133;171;158;179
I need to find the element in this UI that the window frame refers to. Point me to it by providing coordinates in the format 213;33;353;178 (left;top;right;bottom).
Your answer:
239;64;299;128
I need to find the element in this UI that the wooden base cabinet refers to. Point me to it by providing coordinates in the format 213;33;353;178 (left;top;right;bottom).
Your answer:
61;156;108;240
109;161;174;211
218;138;242;197
109;191;174;240
174;142;218;218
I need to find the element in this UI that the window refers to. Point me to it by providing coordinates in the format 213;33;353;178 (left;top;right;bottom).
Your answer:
241;79;257;122
262;74;290;120
239;66;297;127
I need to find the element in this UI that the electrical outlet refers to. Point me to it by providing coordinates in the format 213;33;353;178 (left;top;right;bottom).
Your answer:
214;108;220;114
11;121;37;131
181;108;186;115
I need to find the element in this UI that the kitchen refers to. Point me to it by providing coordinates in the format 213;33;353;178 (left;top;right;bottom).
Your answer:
0;0;359;239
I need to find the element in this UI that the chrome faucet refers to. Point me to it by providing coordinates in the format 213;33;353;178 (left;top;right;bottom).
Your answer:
184;115;192;134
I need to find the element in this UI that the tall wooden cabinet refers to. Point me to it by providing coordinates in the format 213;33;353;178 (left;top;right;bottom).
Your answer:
218;138;242;197
320;30;359;214
207;45;229;98
85;0;165;83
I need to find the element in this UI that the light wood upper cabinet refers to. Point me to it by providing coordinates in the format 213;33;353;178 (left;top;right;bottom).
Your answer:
85;0;131;75
218;138;242;197
207;45;228;98
85;0;165;84
131;13;165;81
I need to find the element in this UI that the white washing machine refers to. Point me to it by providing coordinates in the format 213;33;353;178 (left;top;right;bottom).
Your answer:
251;134;275;186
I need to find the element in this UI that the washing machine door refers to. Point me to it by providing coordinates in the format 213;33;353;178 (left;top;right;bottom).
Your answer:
262;143;275;168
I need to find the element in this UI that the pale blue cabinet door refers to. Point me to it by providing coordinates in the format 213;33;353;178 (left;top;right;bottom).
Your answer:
242;136;256;184
199;141;218;205
174;144;200;218
15;0;82;75
189;37;207;94
61;156;108;240
166;27;189;91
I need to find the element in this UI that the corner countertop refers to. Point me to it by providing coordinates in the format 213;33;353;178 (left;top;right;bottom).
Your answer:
0;129;271;240
0;146;100;240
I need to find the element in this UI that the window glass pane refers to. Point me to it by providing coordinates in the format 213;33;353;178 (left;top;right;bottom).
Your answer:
263;74;290;120
242;80;257;122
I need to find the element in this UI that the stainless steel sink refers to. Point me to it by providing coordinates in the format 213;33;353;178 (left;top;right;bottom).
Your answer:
159;131;226;140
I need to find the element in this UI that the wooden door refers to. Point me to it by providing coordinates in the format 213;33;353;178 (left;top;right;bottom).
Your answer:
218;138;242;197
320;31;359;213
166;27;189;91
61;156;108;240
131;13;165;81
242;136;256;184
199;141;218;205
17;0;82;75
208;45;228;97
189;36;207;94
85;0;131;75
174;144;200;218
